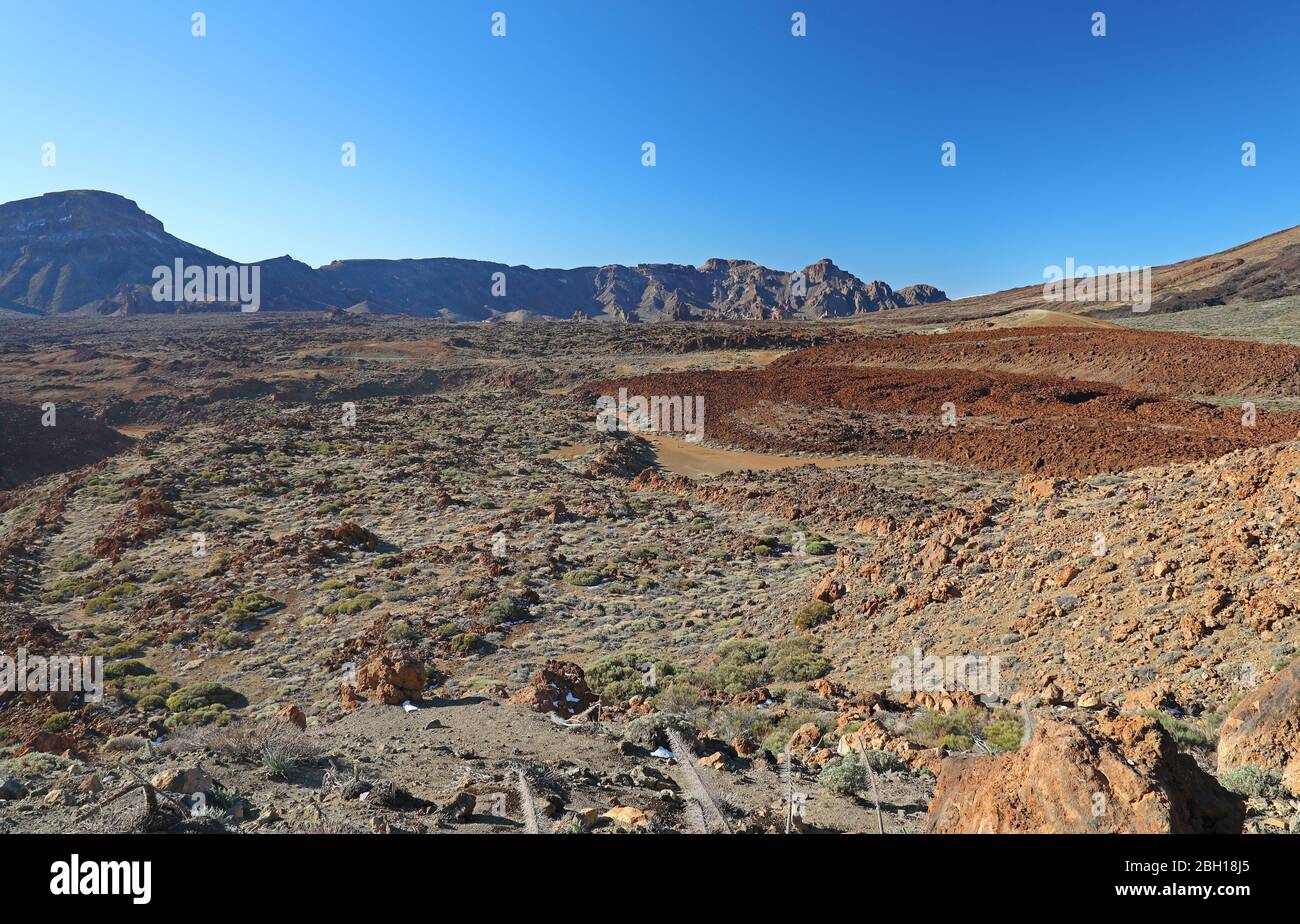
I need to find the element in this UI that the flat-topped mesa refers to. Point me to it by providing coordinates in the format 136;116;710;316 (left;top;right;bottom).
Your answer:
0;189;166;237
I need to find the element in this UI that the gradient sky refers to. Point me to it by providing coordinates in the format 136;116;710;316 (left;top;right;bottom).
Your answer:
2;0;1297;298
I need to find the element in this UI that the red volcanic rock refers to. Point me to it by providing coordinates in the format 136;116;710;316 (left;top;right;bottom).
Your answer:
509;661;596;717
926;715;1243;834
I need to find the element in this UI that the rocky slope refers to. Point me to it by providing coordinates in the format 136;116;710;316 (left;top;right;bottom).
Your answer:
885;223;1300;324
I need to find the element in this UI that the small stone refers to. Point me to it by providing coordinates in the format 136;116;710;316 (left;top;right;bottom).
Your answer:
44;787;73;806
698;751;730;770
602;805;651;828
278;703;307;729
445;790;476;822
149;767;213;795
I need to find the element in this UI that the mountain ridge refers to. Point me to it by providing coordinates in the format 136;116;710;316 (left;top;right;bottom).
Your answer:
0;190;948;321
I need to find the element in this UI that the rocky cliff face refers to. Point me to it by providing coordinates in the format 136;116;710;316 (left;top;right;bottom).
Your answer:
0;191;228;315
0;190;949;320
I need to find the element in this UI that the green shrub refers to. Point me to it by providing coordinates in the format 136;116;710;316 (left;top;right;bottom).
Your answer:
1137;710;1212;750
483;596;529;626
322;592;378;615
767;636;830;682
708;640;770;694
587;652;672;705
804;539;836;556
909;708;981;748
56;552;96;573
41;712;72;733
449;632;483;655
1219;765;1286;800
262;749;296;780
41;577;95;603
795;600;834;631
222;592;279;628
384;620;421;643
564;569;603;587
103;659;152;680
106;641;145;659
166;682;241;712
113;674;175;707
859;748;905;772
819;754;872;796
84;583;140;614
165;703;231;728
654;682;707;716
984;717;1023;753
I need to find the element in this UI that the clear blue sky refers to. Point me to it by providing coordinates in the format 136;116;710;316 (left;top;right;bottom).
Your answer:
2;0;1297;298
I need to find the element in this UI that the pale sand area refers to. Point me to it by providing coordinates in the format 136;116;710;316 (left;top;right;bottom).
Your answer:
548;434;875;478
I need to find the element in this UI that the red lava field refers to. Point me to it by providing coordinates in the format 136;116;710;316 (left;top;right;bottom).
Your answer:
600;327;1300;477
774;327;1300;398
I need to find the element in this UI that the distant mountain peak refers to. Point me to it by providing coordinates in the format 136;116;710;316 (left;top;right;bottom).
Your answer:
0;189;165;234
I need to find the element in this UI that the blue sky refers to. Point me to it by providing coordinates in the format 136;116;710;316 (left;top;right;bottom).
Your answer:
2;0;1297;298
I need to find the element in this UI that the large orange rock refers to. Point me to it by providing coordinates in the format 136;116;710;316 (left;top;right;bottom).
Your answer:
925;715;1243;833
1218;657;1300;795
356;653;427;705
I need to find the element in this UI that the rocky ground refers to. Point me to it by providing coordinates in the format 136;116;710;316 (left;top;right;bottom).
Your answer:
1;313;1298;835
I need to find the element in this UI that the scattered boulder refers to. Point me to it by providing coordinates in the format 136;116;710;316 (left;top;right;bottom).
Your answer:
1217;656;1300;796
786;722;823;755
733;687;773;707
509;660;596;717
322;521;379;551
444;790;476;823
1122;681;1176;713
698;751;731;771
356;653;427;705
278;703;307;730
339;684;361;711
925;715;1244;833
0;778;28;800
813;574;845;602
17;731;75;756
602;805;652;828
150;766;213;796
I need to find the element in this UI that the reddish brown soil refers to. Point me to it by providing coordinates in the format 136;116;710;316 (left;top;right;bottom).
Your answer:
773;327;1300;398
0;401;134;489
597;328;1300;477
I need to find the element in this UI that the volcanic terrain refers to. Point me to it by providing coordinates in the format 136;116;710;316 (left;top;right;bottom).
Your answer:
1;306;1299;836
